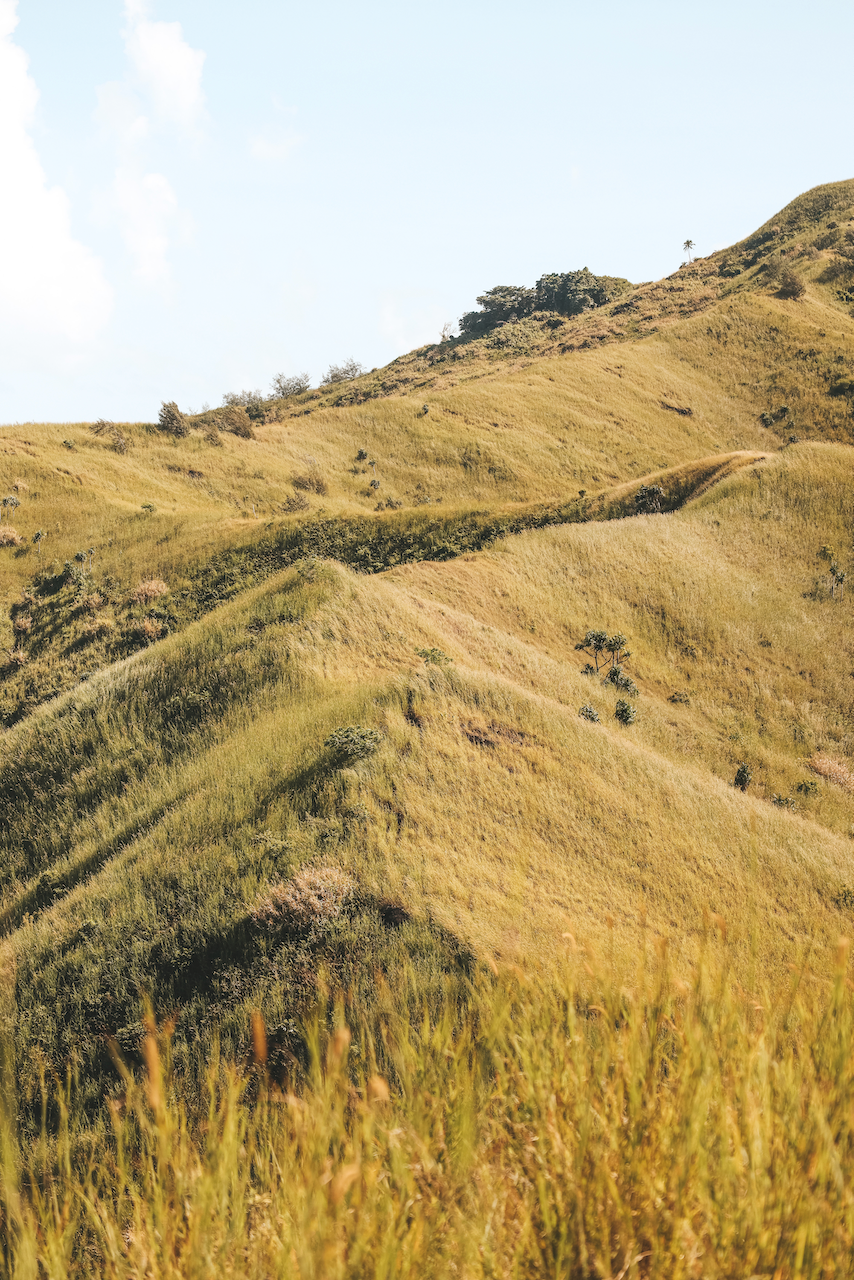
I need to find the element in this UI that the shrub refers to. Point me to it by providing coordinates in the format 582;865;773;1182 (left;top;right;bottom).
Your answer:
578;703;599;722
321;359;363;385
771;794;797;811
355;449;369;461
271;373;311;398
634;483;665;514
251;865;355;931
324;725;383;764
281;492;310;514
129;618;165;644
416;647;452;666
219;406;255;439
158;401;189;437
614;699;637;726
832;885;854;911
80;618;115;641
0;527;22;547
796;778;818;797
778;268;805;300
222;389;265;409
130;579;168;605
204;427;223;447
669;690;691;705
90;419;131;452
603;666;638;696
734;762;752;792
292;472;328;496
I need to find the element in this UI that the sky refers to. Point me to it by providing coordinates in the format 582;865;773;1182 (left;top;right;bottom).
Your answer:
1;0;853;424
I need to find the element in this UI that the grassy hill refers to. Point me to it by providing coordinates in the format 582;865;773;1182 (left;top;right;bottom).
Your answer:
3;178;854;1277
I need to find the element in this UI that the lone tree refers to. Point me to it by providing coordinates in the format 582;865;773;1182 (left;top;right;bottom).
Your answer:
683;239;695;262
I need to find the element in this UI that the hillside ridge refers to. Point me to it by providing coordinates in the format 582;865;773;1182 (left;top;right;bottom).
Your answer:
2;177;854;1146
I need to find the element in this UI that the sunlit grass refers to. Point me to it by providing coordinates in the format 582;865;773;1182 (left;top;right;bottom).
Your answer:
3;941;854;1278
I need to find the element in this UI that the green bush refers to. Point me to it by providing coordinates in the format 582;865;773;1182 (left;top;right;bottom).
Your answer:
634;483;665;514
324;725;383;764
614;699;636;726
578;703;599;722
734;762;752;792
416;647;451;666
603;666;638;696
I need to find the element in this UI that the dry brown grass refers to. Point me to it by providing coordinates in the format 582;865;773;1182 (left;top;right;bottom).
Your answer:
0;526;22;546
80;617;115;641
808;752;854;791
251;864;356;929
130;578;169;605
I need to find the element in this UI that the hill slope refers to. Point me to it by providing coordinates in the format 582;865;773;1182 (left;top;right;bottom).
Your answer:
2;179;854;1119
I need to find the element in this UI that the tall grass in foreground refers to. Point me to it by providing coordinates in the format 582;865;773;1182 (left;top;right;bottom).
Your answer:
2;939;854;1278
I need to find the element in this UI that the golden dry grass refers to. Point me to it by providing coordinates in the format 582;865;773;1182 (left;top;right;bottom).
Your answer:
3;179;854;1277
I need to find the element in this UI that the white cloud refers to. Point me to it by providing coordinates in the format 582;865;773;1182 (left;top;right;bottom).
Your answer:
249;131;302;164
94;4;206;289
0;0;112;348
123;0;206;135
113;166;178;287
94;80;150;146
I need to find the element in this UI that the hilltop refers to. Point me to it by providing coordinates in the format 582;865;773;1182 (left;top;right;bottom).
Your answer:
2;178;854;1276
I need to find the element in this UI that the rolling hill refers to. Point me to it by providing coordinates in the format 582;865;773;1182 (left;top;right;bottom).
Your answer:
2;178;854;1277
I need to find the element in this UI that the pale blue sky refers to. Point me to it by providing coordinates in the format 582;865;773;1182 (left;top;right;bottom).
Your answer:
1;0;853;422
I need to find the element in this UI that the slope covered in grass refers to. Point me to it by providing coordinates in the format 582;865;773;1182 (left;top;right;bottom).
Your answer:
2;180;854;1276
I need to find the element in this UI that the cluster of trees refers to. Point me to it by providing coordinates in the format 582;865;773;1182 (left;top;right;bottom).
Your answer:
157;360;368;438
575;629;638;725
218;361;364;416
458;268;630;338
